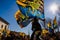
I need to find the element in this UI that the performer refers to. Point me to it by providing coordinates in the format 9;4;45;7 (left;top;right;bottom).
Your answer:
31;17;42;40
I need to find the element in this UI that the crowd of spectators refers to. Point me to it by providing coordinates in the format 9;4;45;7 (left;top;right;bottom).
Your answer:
0;31;60;40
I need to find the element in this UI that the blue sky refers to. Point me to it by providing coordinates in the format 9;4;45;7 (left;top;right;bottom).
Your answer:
0;0;60;35
45;0;60;18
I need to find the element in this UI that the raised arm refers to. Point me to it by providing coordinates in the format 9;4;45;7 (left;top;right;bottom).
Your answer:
16;0;27;7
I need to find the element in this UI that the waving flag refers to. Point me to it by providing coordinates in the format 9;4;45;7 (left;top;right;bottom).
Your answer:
14;10;32;28
38;0;44;13
15;0;45;28
16;0;44;19
47;22;51;28
53;16;58;29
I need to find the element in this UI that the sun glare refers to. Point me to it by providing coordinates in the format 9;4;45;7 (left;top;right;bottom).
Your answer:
49;3;58;14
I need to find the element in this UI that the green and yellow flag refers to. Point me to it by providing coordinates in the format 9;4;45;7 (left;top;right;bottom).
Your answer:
53;16;57;29
15;0;45;28
47;22;51;28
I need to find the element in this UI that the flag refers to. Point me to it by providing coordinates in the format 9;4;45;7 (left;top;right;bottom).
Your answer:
15;0;45;28
14;10;32;28
42;29;49;34
47;22;53;33
38;0;44;13
16;0;45;20
14;10;25;21
53;16;57;29
47;22;51;28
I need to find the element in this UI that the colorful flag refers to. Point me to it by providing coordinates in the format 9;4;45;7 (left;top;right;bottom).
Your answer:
38;0;44;13
16;0;44;19
47;22;51;28
14;10;32;28
15;0;45;28
53;16;57;29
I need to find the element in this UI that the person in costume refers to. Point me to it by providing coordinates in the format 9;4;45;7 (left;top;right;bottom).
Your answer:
31;17;42;40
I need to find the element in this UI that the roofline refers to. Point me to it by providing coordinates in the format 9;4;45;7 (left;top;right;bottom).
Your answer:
0;17;9;25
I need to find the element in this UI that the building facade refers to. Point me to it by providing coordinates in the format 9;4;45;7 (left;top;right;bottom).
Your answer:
0;17;9;36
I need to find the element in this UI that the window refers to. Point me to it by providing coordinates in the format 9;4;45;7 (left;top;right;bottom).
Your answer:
5;25;7;30
1;25;3;28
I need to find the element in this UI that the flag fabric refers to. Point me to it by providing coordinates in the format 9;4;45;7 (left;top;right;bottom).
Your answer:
15;0;45;28
47;22;53;33
53;16;57;29
14;10;32;28
16;0;44;19
47;22;51;28
42;29;49;34
15;10;25;21
38;0;44;13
